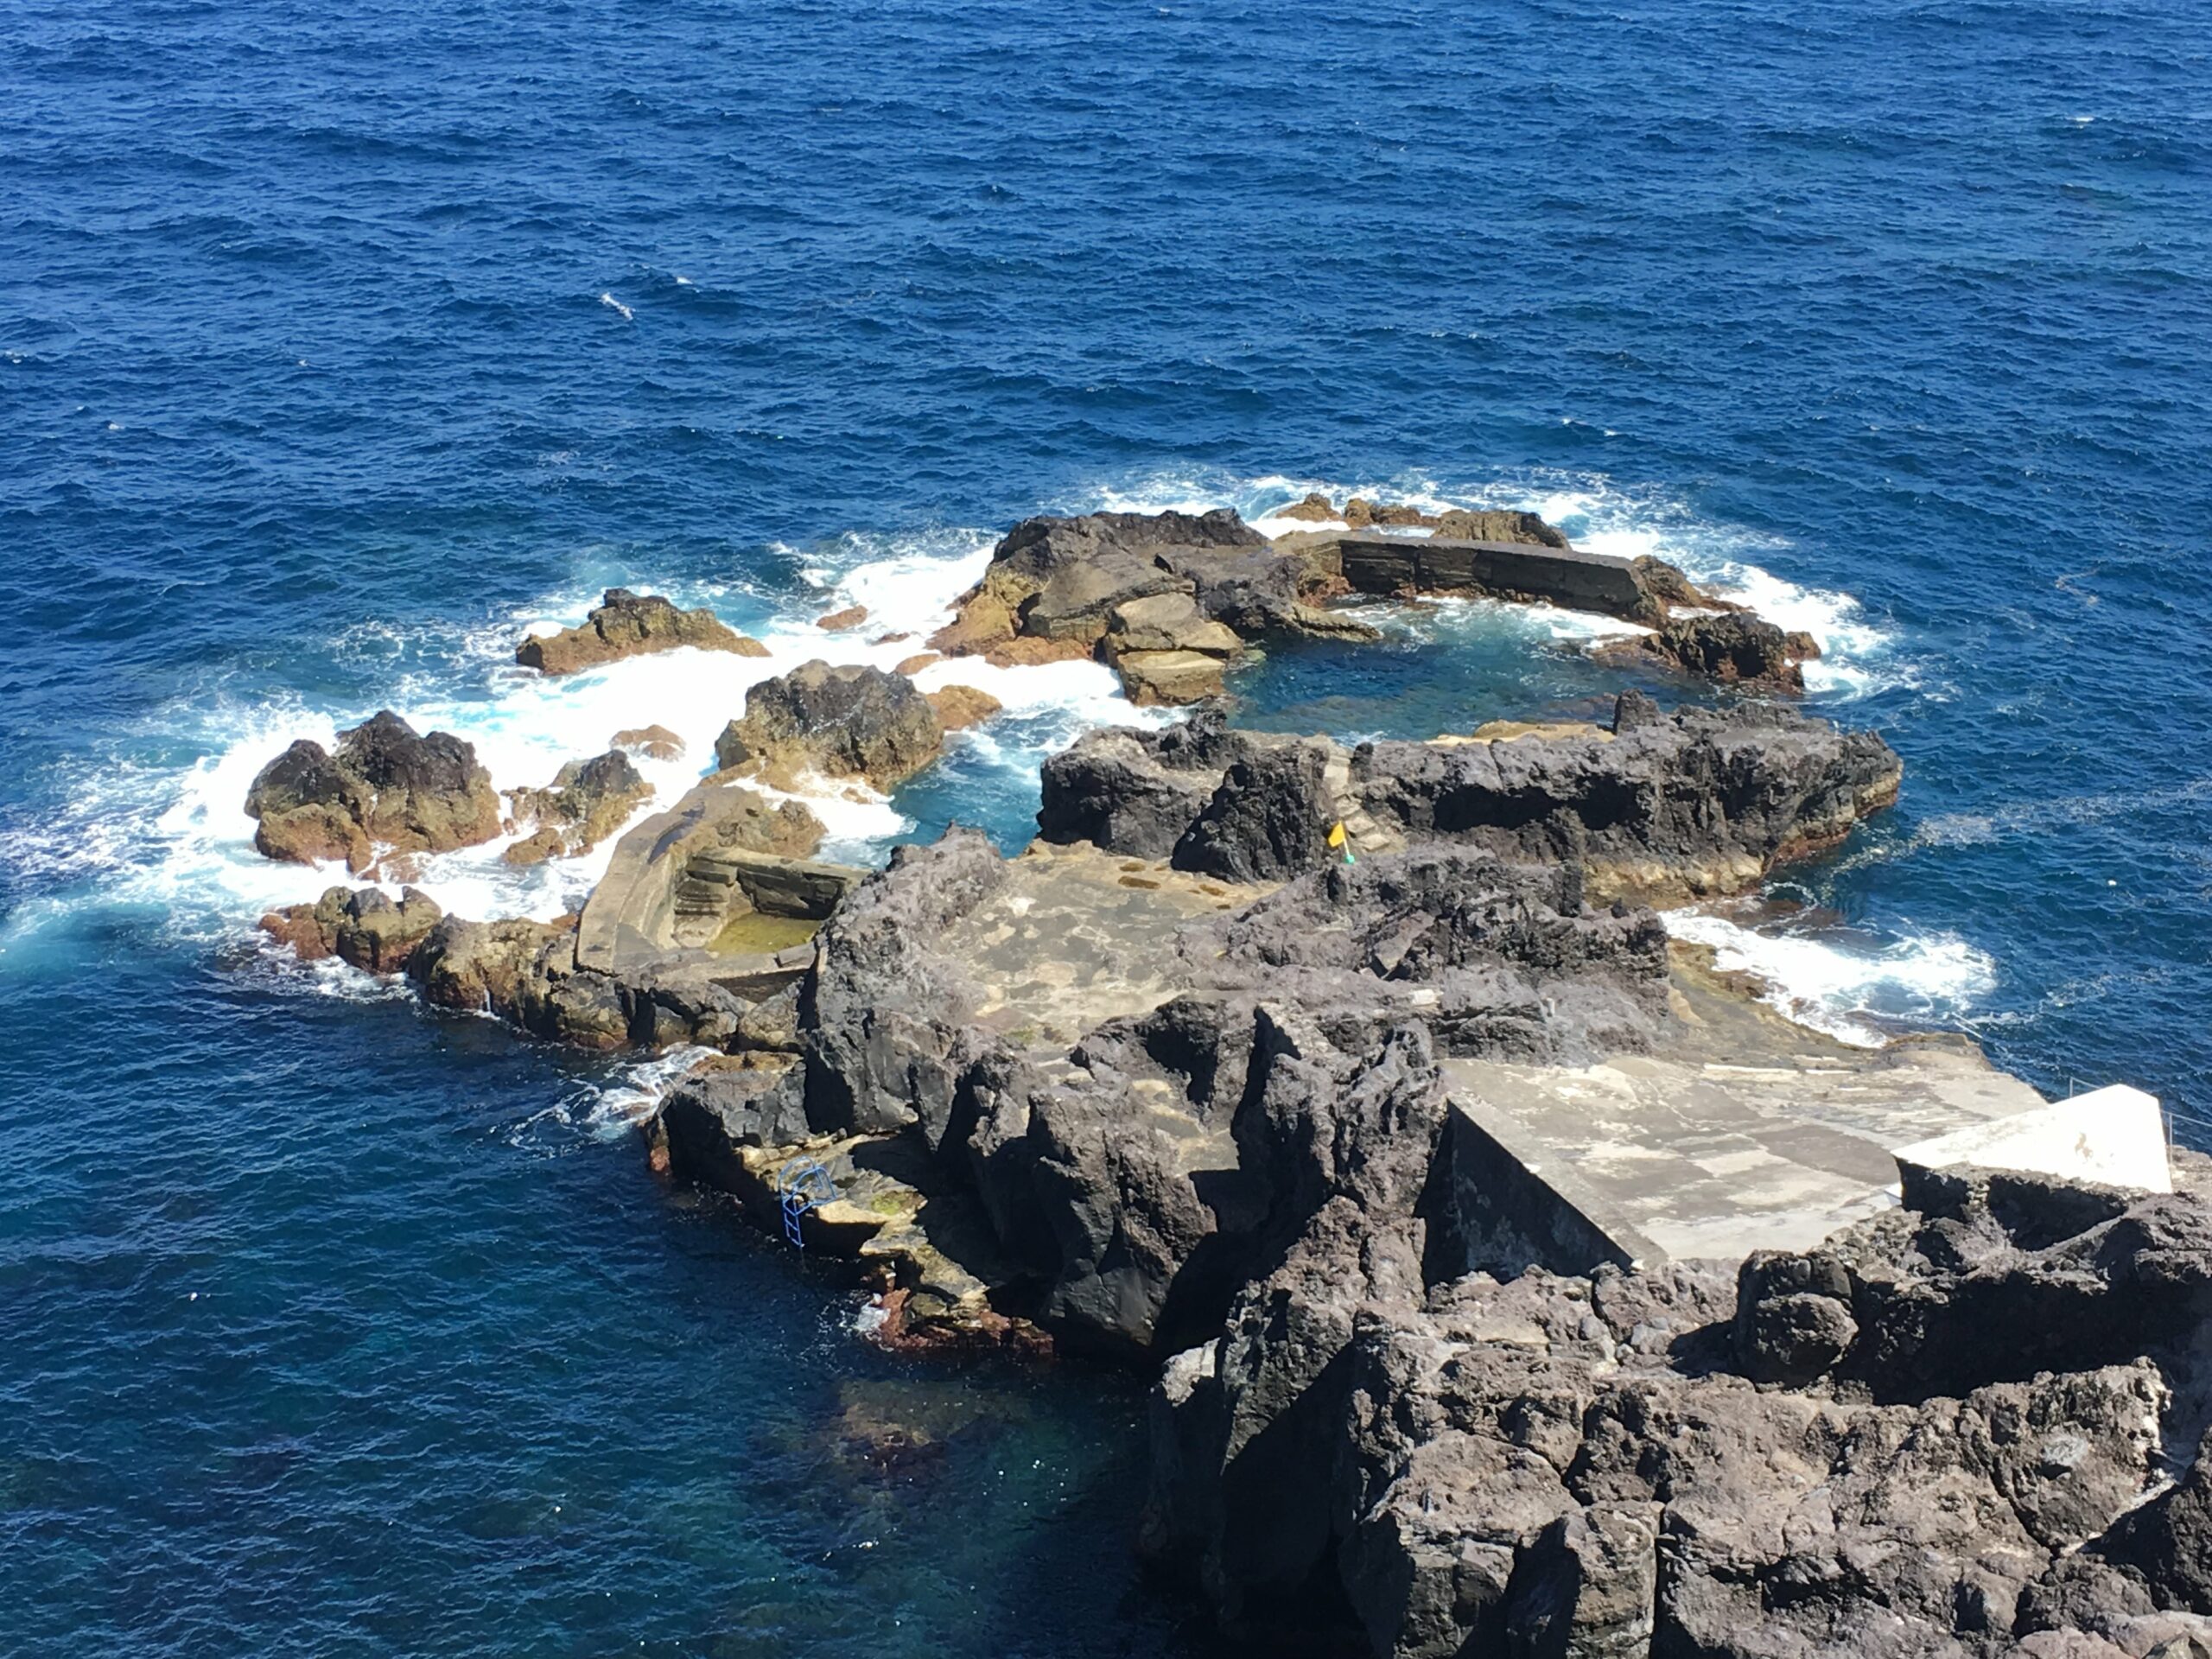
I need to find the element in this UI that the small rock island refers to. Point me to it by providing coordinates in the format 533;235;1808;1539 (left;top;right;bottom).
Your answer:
247;506;2210;1659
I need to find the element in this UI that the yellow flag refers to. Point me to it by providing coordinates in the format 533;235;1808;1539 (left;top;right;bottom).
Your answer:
1326;821;1347;849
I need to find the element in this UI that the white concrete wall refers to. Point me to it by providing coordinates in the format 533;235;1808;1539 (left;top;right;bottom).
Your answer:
1895;1084;2171;1194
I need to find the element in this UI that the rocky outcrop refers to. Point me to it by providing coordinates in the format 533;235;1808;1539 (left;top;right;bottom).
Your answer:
927;511;1377;704
259;883;445;974
515;588;767;674
1602;612;1823;693
652;822;1671;1356
245;711;502;873
815;605;868;632
712;660;944;791
611;724;684;760
924;684;1002;731
500;749;655;866
1039;695;1903;905
1143;1155;2212;1658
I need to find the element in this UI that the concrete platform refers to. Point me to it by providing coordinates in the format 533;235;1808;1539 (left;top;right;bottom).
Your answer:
1436;952;2168;1270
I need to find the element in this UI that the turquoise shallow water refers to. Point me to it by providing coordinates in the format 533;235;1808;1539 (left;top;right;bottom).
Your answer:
4;0;2212;1651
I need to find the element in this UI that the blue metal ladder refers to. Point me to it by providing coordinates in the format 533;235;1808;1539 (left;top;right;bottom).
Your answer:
776;1160;838;1250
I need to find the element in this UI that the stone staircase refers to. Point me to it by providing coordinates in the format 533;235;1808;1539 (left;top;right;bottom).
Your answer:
673;853;737;923
1322;748;1402;857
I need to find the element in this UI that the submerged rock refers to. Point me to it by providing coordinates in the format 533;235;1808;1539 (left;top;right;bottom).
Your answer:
515;588;768;674
245;710;502;873
712;660;944;791
610;723;684;761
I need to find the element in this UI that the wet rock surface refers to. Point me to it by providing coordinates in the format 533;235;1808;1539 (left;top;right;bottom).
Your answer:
713;659;944;790
245;710;502;873
500;749;655;866
514;588;768;674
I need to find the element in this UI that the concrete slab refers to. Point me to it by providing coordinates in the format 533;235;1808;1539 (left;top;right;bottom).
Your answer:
1436;949;2063;1268
1895;1084;2171;1194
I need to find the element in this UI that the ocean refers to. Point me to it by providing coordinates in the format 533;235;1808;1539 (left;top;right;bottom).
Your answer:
3;0;2209;1651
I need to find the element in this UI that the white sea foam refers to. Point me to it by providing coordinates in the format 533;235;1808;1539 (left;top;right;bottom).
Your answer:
3;517;1164;960
598;292;633;321
1665;909;1998;1047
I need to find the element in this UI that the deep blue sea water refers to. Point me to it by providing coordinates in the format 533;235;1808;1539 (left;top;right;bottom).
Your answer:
4;1;2211;1652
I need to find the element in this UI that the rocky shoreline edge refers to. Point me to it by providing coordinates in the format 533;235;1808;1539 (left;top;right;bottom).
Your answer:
247;507;2210;1658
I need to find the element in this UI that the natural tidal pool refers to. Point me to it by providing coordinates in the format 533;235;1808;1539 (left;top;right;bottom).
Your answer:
6;0;2211;1649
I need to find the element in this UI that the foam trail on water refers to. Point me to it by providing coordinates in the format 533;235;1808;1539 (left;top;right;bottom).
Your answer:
1665;910;1998;1047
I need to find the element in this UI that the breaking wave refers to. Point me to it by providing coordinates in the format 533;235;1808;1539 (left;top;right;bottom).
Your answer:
1665;908;1999;1047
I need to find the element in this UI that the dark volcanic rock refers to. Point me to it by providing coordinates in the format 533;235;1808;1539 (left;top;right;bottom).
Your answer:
1036;708;1262;856
516;588;768;674
658;1057;811;1187
1039;696;1903;905
1605;611;1822;692
713;659;944;791
1198;852;1670;1062
1172;742;1334;881
801;828;1010;1138
245;710;502;873
1146;1158;2212;1657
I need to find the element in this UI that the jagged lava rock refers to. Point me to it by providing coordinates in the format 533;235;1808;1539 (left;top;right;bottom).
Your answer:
1147;1154;2212;1657
1603;611;1822;692
245;710;501;873
1039;693;1902;904
501;749;654;866
515;588;767;674
712;659;944;790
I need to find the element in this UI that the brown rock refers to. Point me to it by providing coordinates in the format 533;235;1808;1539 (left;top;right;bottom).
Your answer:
516;588;767;675
611;724;684;761
1117;650;1230;707
816;605;868;632
1429;507;1572;548
1103;591;1243;660
501;750;655;864
1344;497;1438;530
893;652;943;677
925;685;1004;731
245;710;502;873
1274;491;1340;523
982;636;1096;668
